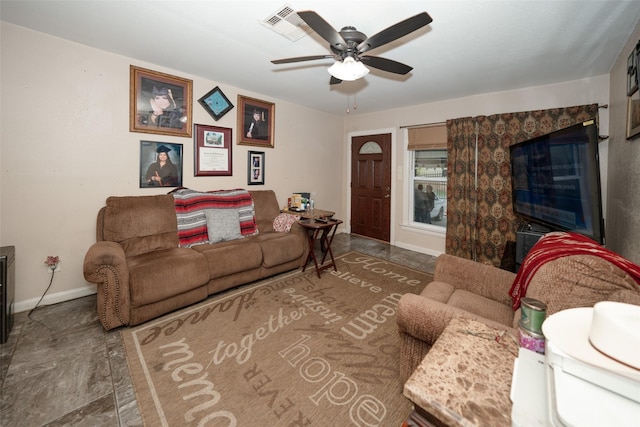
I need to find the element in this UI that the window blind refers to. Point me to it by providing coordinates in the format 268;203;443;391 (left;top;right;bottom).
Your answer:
407;124;447;150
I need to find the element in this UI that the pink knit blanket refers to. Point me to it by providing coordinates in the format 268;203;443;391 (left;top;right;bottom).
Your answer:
509;231;640;310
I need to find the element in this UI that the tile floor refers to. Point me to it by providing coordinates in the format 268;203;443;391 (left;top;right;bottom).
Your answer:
0;234;437;426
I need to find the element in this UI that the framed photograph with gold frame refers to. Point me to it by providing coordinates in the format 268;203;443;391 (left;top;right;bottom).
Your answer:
130;66;193;138
194;124;232;176
627;88;640;139
237;95;275;148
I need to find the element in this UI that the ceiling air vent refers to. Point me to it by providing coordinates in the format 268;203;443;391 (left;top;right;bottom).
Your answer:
260;4;311;41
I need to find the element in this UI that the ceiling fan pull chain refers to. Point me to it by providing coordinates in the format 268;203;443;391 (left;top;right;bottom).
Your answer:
346;95;350;114
354;93;358;110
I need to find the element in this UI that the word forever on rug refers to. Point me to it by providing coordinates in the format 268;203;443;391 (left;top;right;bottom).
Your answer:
121;251;433;427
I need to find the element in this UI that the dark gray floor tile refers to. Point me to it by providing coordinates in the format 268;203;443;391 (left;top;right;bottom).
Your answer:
0;234;435;426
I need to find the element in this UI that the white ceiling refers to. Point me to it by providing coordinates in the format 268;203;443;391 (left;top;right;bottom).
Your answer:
2;1;640;115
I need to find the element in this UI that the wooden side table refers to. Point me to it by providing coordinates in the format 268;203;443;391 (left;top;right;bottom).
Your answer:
296;208;334;220
403;317;518;427
298;218;342;278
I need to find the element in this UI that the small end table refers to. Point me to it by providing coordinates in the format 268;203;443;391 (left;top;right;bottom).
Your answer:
403;317;518;426
298;218;342;278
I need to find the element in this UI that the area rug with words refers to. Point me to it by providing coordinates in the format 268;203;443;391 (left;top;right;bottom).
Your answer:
121;251;432;426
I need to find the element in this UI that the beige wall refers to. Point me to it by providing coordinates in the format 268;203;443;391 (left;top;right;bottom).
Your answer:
0;23;345;310
3;18;637;311
606;19;640;263
344;76;611;256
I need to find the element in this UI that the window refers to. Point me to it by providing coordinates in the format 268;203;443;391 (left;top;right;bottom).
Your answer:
408;124;447;228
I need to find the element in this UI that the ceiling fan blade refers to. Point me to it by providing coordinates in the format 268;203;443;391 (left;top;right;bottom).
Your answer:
357;12;432;54
361;56;413;75
329;76;342;85
297;10;348;50
271;55;334;64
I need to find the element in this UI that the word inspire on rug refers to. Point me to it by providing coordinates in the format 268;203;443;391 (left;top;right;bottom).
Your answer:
121;252;432;426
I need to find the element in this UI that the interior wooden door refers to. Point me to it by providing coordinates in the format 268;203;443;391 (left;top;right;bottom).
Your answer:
350;134;392;242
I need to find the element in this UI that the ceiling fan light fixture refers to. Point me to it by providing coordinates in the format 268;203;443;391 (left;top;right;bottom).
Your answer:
328;56;369;81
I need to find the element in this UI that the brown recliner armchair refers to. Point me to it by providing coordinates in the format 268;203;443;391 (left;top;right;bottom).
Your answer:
397;252;640;384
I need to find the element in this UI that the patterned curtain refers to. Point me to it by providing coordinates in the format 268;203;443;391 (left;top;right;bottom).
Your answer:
445;117;477;259
445;104;599;266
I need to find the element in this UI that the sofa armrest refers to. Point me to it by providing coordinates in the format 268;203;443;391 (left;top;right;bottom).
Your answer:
398;293;473;348
433;253;516;306
83;241;131;329
397;293;517;345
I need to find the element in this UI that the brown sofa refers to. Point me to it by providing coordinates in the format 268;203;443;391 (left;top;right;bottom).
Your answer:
397;252;640;384
83;190;307;330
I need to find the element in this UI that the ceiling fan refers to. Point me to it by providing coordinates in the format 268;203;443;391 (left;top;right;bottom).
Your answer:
271;10;433;85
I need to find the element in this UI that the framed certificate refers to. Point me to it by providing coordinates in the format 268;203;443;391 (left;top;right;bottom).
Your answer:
194;124;232;176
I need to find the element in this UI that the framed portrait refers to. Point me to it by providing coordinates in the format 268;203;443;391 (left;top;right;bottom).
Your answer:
194;124;232;176
198;86;234;121
130;66;193;138
627;88;640;139
247;151;265;185
628;47;638;96
636;41;640;91
237;95;275;148
140;141;183;188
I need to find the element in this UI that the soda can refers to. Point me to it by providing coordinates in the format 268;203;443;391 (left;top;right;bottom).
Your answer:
520;297;547;334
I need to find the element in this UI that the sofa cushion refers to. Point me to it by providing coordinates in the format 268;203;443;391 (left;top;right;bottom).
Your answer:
447;289;514;326
525;254;640;316
195;241;263;279
255;232;305;267
273;212;300;233
103;195;178;257
127;247;209;306
171;188;258;247
205;209;243;243
420;281;454;303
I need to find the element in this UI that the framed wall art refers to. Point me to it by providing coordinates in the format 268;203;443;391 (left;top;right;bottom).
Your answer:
140;141;183;188
628;45;639;96
194;124;232;176
247;151;265;185
198;86;234;121
636;40;640;92
627;88;640;139
237;95;275;148
130;65;193;137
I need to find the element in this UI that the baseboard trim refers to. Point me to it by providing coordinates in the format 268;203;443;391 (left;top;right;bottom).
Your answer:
15;285;97;313
394;241;443;258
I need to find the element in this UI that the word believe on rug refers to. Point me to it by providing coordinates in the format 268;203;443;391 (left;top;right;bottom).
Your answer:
121;252;432;427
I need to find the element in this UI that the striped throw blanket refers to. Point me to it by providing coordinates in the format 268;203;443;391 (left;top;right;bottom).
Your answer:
170;188;258;247
509;231;640;310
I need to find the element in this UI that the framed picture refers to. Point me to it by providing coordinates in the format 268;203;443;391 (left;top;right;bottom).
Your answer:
194;124;232;176
636;41;640;91
130;66;193;137
198;86;234;121
627;48;638;96
140;141;183;188
627;88;640;139
237;95;275;148
247;151;265;185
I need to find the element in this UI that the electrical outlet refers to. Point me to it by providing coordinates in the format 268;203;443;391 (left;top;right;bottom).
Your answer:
48;264;61;274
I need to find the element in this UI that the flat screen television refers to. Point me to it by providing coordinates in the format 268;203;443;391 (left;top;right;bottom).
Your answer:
509;120;604;244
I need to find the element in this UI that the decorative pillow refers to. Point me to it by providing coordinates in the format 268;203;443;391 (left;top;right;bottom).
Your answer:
273;212;301;233
204;209;243;243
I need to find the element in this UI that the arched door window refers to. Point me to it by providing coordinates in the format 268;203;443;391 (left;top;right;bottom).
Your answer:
359;141;382;154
